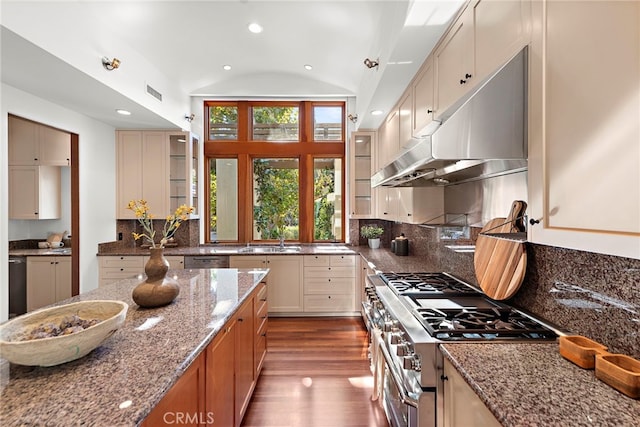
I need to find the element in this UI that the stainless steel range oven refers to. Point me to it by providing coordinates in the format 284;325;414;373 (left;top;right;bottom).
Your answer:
362;272;563;427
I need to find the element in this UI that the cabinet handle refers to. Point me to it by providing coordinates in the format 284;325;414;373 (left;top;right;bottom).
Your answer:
407;213;412;217
34;158;38;161
441;375;449;381
328;279;331;282
529;218;541;226
465;73;472;79
238;318;244;322
427;109;433;114
262;333;267;337
460;79;467;84
328;296;331;299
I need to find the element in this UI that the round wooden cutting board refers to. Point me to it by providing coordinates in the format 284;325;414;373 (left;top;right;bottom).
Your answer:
474;217;527;300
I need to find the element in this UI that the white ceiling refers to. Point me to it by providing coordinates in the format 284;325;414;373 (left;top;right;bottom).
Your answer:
1;0;464;130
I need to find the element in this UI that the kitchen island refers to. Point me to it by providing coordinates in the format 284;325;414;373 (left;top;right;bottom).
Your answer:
0;268;268;426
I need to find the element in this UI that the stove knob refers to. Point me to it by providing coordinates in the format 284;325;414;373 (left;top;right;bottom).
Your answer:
403;355;422;372
383;320;397;332
396;343;410;356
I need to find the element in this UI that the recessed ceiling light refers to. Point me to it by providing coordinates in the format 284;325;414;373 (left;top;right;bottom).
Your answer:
116;109;131;116
223;64;232;71
248;22;263;33
304;64;313;70
371;110;383;116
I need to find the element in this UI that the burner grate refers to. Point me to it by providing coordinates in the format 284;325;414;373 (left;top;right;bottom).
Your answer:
415;307;558;341
380;272;480;296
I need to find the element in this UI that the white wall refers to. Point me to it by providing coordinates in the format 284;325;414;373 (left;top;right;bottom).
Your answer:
1;83;117;322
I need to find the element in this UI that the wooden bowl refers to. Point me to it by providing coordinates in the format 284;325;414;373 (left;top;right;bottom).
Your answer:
595;354;640;399
559;335;608;369
0;300;128;367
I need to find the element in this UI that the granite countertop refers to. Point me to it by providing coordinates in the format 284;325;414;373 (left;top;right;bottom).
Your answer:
0;268;269;426
440;343;640;427
96;244;358;256
356;247;438;272
9;248;72;256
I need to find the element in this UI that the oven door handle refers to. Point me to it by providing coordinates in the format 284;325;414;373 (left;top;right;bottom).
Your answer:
379;337;420;408
361;301;376;329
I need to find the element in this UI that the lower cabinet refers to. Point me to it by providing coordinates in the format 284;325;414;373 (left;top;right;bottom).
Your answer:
98;255;184;287
142;283;267;427
142;352;207;427
230;255;303;314
206;319;236;427
303;255;356;312
234;296;255;424
26;256;71;311
442;358;500;427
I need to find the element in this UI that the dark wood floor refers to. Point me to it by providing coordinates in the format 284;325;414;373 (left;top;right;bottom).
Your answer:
242;317;389;427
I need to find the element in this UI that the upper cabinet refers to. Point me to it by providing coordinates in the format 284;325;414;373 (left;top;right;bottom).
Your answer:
349;131;376;218
434;4;475;118
8;115;70;166
116;130;200;219
9;166;61;220
434;0;531;120
412;56;437;138
398;90;413;150
527;0;640;259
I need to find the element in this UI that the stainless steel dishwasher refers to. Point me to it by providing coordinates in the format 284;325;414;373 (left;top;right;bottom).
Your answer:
183;255;230;269
9;256;27;317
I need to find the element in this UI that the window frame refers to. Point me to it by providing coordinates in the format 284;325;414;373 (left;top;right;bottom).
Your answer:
204;100;346;244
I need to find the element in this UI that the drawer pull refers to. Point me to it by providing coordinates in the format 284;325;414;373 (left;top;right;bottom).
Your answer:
328;279;331;282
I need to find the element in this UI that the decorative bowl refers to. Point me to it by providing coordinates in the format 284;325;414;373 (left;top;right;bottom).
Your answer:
0;300;128;367
559;335;608;369
595;353;640;399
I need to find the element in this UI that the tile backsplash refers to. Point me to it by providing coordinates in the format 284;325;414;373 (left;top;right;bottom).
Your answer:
350;219;640;359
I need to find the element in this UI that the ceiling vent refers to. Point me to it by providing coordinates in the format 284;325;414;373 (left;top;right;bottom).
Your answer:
146;84;162;102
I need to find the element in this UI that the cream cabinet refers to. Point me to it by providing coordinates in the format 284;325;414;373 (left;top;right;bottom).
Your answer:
527;0;640;259
412;56;438;138
398;90;413;150
116;130;199;219
442;358;501;427
434;4;474;118
9;166;61;220
98;255;184;287
230;255;303;314
303;255;357;313
8;115;70;166
349;131;376;218
377;108;400;170
26;256;71;312
376;186;399;222
98;256;144;287
142;255;184;270
435;0;531;120
397;187;444;224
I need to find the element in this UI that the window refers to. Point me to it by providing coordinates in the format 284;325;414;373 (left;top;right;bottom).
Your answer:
208;105;238;140
313;105;343;141
252;158;299;241
209;158;238;241
204;100;345;243
252;105;299;141
314;158;342;240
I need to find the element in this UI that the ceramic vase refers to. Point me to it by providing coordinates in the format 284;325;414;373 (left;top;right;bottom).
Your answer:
368;238;381;249
132;248;180;308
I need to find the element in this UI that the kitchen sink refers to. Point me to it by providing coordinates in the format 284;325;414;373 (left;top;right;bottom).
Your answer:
50;248;71;255
237;246;302;254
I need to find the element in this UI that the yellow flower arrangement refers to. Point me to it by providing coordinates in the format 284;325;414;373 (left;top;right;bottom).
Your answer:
127;200;194;248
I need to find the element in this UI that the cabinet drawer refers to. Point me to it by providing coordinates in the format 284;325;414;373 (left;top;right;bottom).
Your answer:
303;294;355;312
304;277;355;294
99;256;144;268
256;282;267;303
100;268;142;279
304;255;331;266
304;266;355;278
330;255;355;266
256;300;268;328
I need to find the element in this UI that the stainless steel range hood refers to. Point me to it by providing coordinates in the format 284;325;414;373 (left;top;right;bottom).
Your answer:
372;48;528;188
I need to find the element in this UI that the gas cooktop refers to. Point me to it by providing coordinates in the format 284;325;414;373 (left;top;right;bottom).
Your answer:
379;272;481;296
